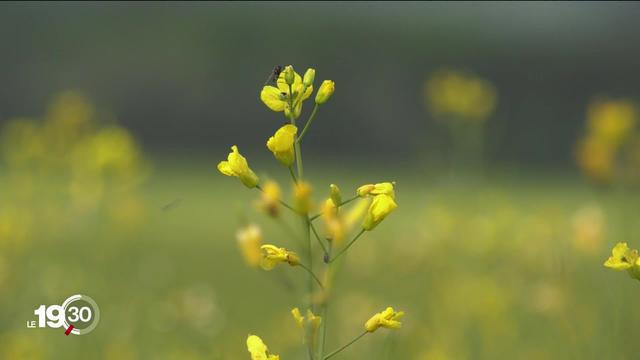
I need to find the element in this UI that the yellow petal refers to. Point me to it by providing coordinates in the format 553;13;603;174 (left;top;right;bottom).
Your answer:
217;161;235;176
260;86;286;112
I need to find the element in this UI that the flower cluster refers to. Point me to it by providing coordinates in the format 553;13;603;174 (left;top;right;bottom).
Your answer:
217;65;403;359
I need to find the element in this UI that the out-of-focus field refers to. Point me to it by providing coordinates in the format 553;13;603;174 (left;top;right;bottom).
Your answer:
1;159;640;359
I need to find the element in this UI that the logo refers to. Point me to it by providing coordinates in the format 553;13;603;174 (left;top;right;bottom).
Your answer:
27;294;100;336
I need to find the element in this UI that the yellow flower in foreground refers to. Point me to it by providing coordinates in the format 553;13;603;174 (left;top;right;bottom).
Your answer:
362;194;397;230
259;180;282;217
357;182;395;199
315;80;335;105
293;181;313;214
604;242;637;270
247;335;279;360
364;307;405;333
260;66;313;119
236;224;263;267
267;124;297;166
260;244;300;270
217;145;259;188
604;242;640;281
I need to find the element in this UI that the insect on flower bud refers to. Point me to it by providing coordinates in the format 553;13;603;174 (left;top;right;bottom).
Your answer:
303;68;316;87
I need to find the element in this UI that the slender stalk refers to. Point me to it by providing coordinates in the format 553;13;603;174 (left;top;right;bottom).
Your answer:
299;263;324;290
297;104;320;144
323;331;368;360
329;229;366;264
309;195;360;221
309;221;329;256
317;241;333;360
289;166;298;184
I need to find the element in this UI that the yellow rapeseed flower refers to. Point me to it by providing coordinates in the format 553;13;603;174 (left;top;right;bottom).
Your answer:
246;335;280;360
293;180;313;214
260;244;300;270
604;242;637;270
260;66;314;119
363;194;397;231
576;137;615;185
364;307;405;333
357;182;395;199
604;242;640;280
315;80;335;105
259;180;282;217
236;224;263;267
266;124;297;166
217;145;259;188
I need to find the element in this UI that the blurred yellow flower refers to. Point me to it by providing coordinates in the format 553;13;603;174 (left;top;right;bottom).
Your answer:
571;205;605;255
217;145;259;188
291;307;322;344
259;180;282;217
576;137;615;185
587;99;636;147
426;68;497;122
357;182;395;199
247;335;280;360
236;224;263;267
267;124;297;166
260;65;314;119
322;198;345;245
363;194;397;231
293;180;313;214
315;80;335;105
364;306;404;332
260;244;300;270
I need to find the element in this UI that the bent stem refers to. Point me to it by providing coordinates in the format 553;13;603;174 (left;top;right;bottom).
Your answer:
323;331;368;360
329;229;366;264
299;262;324;290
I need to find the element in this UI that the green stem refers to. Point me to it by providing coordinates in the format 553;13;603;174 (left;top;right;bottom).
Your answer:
317;241;333;360
323;331;368;360
289;166;298;184
297;104;320;144
299;263;324;290
329;229;366;264
309;221;329;256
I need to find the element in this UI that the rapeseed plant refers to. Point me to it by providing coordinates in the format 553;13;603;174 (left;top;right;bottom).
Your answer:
218;65;402;359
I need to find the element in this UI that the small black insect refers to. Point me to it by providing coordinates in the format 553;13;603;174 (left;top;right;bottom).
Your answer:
264;65;283;86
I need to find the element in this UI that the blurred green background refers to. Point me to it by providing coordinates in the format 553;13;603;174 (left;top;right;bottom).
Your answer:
1;2;640;359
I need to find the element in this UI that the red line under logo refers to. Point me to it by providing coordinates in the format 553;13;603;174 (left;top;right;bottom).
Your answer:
64;325;74;336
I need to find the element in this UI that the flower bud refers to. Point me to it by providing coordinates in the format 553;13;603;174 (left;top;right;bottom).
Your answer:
284;65;295;86
303;68;316;87
315;80;335;105
330;184;342;206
